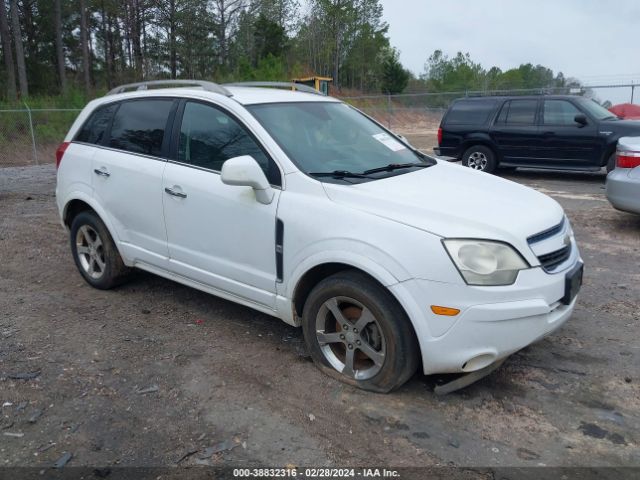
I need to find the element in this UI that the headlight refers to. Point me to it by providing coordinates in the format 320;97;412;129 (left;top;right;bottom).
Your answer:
443;239;529;286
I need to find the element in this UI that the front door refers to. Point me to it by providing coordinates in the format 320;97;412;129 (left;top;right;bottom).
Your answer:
162;100;282;308
538;99;602;168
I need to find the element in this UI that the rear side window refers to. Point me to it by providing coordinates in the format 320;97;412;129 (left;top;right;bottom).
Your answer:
445;100;497;125
496;100;538;125
108;99;174;156
75;104;117;144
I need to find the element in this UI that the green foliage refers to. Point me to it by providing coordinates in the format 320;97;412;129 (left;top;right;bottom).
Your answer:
421;49;577;94
380;49;409;94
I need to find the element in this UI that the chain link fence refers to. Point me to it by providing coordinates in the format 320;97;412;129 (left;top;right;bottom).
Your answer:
0;83;637;167
0;107;81;167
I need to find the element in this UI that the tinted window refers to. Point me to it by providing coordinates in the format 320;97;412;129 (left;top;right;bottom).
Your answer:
446;100;497;125
108;99;174;156
178;102;280;185
75;104;117;144
543;100;582;125
497;100;538;125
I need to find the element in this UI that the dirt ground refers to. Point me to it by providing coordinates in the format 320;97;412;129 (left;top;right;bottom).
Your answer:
1;161;639;473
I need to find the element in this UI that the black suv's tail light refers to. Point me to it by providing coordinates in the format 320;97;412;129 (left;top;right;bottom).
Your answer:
437;127;443;145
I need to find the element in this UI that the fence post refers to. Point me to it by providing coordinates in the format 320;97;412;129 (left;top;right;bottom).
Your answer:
632;83;635;104
387;92;391;129
23;101;38;166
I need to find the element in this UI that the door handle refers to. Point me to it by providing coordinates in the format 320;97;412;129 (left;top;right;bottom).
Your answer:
542;131;555;136
93;168;110;177
164;187;187;198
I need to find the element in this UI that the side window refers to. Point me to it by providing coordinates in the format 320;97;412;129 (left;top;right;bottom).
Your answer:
75;104;117;144
503;100;538;125
178;101;280;185
543;100;582;125
108;99;174;156
445;100;497;125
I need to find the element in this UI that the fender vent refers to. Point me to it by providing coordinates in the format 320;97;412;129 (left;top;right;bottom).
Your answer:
275;219;284;282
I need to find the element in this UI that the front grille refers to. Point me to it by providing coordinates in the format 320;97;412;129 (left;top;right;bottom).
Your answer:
527;218;565;245
538;244;571;272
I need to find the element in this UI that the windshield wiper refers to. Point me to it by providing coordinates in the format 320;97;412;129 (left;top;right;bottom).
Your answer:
363;163;431;175
309;170;372;179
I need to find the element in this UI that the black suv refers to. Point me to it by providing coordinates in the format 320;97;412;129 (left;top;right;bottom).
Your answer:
434;95;640;173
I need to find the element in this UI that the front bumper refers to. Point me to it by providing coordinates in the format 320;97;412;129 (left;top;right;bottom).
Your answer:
606;168;640;214
390;252;582;375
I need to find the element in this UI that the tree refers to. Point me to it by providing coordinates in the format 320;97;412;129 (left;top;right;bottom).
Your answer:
54;0;67;93
9;0;27;96
0;0;17;101
79;0;91;94
380;48;408;94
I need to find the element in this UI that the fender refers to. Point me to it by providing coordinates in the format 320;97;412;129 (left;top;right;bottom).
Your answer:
276;239;413;326
59;189;132;266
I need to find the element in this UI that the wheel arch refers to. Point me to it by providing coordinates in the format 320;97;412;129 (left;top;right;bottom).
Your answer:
290;262;424;379
461;139;500;162
61;193;128;264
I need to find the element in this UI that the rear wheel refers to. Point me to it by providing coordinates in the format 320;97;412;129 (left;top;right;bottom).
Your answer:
70;211;129;289
462;145;497;173
301;271;419;393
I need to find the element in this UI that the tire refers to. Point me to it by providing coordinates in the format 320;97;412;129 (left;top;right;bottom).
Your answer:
606;153;616;173
69;211;129;289
301;270;419;393
462;145;497;173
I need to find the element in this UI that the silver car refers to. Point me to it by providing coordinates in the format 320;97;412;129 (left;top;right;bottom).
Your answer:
606;137;640;214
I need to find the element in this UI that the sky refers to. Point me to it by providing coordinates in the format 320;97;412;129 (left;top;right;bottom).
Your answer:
379;0;640;104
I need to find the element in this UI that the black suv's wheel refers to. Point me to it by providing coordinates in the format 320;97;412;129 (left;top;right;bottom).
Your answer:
70;211;129;289
301;271;419;393
462;145;497;173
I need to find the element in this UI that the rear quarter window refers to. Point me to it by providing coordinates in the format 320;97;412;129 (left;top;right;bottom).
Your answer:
75;104;118;144
444;100;497;125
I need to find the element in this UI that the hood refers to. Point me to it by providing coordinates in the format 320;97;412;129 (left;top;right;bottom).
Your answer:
322;161;564;245
600;118;640;131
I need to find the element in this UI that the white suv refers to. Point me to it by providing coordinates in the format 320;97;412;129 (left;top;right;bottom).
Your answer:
56;80;583;392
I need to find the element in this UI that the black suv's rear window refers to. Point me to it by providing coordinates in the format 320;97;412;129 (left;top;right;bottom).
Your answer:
108;99;174;156
445;100;497;125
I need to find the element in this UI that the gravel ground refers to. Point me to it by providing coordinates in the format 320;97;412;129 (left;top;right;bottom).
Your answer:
1;163;639;473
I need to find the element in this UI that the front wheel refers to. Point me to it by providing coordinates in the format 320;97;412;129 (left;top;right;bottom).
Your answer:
301;271;419;393
462;145;497;174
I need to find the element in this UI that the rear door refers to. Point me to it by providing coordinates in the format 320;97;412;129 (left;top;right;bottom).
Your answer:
490;99;541;165
92;98;176;267
538;99;602;168
161;100;282;308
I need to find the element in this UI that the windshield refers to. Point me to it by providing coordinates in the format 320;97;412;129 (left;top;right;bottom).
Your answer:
576;97;618;121
247;102;433;181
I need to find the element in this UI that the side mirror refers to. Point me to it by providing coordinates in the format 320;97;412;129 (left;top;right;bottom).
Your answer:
221;155;274;205
574;114;588;126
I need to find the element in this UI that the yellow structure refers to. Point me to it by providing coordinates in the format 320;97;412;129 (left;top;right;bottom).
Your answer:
292;76;333;95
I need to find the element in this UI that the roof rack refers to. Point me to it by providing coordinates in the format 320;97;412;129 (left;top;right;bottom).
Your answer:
107;79;232;96
223;81;324;96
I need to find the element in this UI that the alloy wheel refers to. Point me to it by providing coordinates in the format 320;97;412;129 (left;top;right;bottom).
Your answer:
468;151;488;170
315;296;386;380
75;225;106;279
